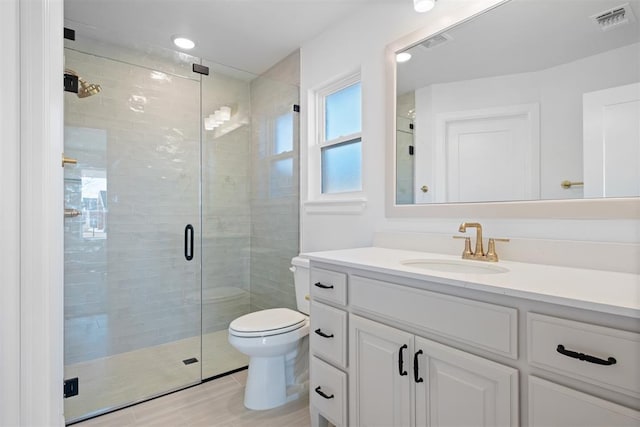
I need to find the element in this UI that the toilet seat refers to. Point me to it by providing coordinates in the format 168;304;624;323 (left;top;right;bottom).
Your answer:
229;308;307;338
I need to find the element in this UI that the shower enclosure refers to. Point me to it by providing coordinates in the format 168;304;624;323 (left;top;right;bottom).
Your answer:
63;34;299;423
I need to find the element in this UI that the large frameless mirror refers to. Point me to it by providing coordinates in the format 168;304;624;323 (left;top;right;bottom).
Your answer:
386;0;640;218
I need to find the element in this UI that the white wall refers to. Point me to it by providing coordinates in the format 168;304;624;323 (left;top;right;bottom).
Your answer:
414;43;640;201
0;0;22;424
300;1;640;253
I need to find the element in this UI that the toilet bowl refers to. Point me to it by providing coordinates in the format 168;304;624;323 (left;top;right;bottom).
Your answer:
228;256;310;410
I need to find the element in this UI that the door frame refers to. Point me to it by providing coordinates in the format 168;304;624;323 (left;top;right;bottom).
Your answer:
583;82;640;198
432;103;540;202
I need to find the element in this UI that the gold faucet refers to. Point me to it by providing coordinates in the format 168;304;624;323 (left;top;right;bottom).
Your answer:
457;222;509;262
458;222;484;258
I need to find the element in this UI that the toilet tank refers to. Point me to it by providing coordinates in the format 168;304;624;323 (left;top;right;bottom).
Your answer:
291;256;310;315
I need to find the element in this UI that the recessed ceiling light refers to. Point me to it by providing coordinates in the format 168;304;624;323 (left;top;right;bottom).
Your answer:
172;36;195;50
396;52;412;63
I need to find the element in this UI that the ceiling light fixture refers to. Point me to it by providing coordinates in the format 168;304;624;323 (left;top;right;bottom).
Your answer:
414;0;436;13
396;52;412;63
172;36;195;50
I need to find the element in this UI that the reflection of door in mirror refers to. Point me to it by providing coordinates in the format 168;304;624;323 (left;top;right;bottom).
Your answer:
433;104;540;203
583;82;640;198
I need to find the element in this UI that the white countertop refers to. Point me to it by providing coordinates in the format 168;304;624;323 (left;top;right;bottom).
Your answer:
305;247;640;318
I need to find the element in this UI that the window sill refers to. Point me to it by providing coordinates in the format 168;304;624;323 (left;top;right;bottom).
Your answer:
303;198;367;215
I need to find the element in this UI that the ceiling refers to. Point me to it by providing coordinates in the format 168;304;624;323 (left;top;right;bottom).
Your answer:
64;0;387;75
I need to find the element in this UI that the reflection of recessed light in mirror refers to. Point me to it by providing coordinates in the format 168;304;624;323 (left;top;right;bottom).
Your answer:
150;71;170;81
172;36;195;50
396;52;412;63
414;0;436;13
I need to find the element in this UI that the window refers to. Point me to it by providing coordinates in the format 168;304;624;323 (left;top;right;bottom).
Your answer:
317;75;362;194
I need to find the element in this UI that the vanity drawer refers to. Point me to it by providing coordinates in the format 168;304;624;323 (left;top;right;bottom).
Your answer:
350;275;518;359
528;313;640;398
311;356;347;427
311;300;348;368
310;267;347;306
528;376;640;427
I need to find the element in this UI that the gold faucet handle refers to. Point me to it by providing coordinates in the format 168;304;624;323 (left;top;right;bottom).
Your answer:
491;238;510;243
453;235;473;258
486;238;510;262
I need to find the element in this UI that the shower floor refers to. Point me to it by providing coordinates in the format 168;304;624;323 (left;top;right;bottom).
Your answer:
64;329;248;423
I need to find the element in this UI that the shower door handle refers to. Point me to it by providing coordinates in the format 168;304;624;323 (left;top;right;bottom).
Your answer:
184;224;194;261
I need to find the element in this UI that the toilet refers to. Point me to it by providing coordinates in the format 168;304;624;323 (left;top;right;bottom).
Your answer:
228;256;310;410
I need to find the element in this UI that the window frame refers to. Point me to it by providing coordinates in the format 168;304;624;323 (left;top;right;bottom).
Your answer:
257;108;297;202
314;72;363;198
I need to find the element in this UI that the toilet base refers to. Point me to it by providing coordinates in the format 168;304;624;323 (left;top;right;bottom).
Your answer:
244;355;289;410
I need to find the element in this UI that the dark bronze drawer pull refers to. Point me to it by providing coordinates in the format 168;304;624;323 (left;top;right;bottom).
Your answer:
556;344;617;366
314;282;334;289
314;328;334;338
314;386;334;399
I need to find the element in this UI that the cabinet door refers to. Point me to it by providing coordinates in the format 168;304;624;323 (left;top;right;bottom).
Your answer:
350;314;413;427
529;376;640;427
415;336;518;427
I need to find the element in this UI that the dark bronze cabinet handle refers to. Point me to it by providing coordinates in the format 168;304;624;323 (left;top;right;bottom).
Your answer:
413;350;424;383
556;344;617;366
314;328;334;338
314;282;334;289
314;386;334;399
398;344;408;376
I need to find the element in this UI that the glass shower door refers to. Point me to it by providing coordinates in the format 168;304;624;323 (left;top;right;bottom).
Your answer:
63;48;202;422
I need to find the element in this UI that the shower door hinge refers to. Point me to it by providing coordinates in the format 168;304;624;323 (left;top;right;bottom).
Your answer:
293;104;300;113
192;64;209;76
64;73;79;93
64;377;79;398
64;27;76;41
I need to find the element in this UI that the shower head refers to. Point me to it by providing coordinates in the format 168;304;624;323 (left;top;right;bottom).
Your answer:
65;69;101;98
78;79;101;98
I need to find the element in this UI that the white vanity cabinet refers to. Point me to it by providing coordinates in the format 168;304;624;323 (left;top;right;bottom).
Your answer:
350;314;518;427
307;249;640;427
527;313;640;427
528;376;640;427
309;267;350;427
349;315;412;427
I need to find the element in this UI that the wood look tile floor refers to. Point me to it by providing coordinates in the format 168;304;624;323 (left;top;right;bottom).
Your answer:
73;370;311;427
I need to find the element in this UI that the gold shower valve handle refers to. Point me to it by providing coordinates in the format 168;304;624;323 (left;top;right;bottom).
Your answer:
64;208;82;218
62;154;78;167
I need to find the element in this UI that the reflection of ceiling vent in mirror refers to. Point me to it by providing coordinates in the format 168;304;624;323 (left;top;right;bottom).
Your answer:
592;3;636;31
419;33;451;50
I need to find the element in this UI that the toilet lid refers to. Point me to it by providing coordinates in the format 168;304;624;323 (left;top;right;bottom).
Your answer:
229;308;306;337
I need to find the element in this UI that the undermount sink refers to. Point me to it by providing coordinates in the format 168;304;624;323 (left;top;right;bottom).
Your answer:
400;258;509;274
